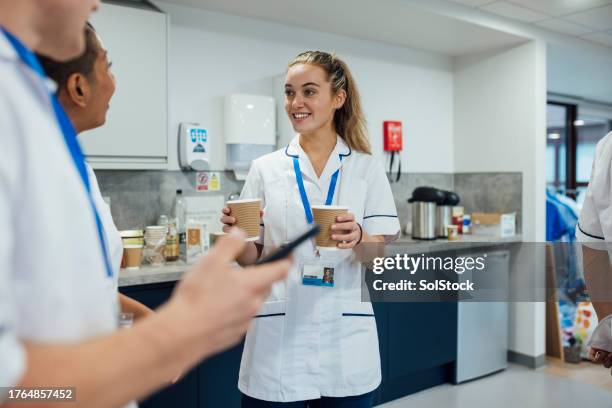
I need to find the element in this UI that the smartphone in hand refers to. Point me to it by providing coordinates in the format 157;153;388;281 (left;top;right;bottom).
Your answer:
256;224;320;265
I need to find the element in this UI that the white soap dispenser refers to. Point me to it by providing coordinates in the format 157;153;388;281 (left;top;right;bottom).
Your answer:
179;123;210;171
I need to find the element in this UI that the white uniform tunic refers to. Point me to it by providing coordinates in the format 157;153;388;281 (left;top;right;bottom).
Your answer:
86;164;124;290
576;132;612;358
86;164;138;408
0;31;117;391
238;135;400;402
577;131;612;245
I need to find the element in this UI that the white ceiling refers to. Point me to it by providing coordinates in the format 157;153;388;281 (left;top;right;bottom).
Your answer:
447;0;612;48
158;0;528;56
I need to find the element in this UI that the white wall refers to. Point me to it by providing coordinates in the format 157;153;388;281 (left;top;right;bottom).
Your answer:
412;0;612;105
453;41;547;358
155;1;454;172
454;41;546;242
547;43;612;104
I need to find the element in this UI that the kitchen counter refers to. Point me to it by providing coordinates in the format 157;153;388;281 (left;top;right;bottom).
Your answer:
120;233;520;407
119;260;189;287
118;234;522;287
392;233;522;254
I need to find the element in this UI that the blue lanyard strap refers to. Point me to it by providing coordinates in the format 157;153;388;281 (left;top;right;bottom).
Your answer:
2;28;114;278
293;156;342;224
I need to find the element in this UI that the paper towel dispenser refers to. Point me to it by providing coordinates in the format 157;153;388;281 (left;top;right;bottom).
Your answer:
225;94;276;179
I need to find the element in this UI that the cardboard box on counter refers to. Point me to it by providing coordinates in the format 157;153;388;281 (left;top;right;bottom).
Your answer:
471;212;516;237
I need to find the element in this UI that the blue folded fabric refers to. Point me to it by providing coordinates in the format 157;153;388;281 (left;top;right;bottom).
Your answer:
546;190;578;242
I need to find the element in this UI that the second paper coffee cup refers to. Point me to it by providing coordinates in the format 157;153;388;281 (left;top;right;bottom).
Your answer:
312;205;348;248
227;198;262;241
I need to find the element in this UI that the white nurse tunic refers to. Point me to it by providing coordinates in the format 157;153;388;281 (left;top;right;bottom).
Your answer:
238;135;400;402
577;131;612;245
86;163;123;289
576;131;612;360
0;30;118;391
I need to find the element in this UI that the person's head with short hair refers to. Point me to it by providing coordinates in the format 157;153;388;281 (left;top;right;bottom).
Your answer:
37;23;116;133
285;51;371;154
0;0;100;61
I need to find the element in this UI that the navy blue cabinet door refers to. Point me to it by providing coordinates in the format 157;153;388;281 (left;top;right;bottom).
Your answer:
198;342;244;408
387;301;456;379
120;283;198;408
372;302;388;406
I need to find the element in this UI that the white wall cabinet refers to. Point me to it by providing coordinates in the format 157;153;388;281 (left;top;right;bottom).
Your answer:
84;3;168;169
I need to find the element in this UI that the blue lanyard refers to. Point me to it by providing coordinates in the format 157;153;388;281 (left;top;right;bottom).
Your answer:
293;156;342;224
2;28;114;279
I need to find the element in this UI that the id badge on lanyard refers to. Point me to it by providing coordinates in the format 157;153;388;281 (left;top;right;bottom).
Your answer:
293;155;342;288
302;262;335;287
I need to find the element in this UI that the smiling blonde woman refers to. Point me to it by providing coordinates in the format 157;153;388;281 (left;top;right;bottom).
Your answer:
221;51;400;408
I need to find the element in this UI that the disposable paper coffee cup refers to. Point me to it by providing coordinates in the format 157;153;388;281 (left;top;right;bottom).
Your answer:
124;245;143;270
312;205;348;248
227;199;261;240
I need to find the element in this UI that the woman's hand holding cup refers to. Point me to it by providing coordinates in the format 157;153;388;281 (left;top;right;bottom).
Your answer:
220;207;264;234
220;207;236;233
331;212;362;249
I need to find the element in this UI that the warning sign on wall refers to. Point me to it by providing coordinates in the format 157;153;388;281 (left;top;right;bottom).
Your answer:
196;172;221;192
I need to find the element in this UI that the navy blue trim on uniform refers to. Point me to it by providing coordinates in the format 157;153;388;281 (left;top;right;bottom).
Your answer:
339;145;352;158
342;313;375;317
363;214;398;219
254;313;285;318
284;142;352;158
285;144;299;158
577;222;604;240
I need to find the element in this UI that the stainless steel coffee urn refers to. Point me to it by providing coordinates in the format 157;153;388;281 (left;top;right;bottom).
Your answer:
436;190;460;238
408;187;444;240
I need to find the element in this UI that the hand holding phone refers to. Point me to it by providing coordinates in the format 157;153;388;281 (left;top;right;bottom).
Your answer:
256;224;320;265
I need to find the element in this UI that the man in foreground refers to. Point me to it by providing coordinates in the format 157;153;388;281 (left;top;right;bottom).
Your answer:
0;1;290;407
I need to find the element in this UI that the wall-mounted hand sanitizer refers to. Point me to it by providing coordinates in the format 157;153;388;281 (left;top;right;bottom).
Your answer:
179;123;210;171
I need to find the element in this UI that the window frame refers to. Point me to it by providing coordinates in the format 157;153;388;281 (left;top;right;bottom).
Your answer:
548;101;577;199
547;100;612;200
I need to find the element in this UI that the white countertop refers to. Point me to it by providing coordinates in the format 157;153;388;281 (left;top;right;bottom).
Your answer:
119;260;190;287
392;233;523;254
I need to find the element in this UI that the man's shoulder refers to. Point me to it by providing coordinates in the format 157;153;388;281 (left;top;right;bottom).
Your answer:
0;60;43;120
